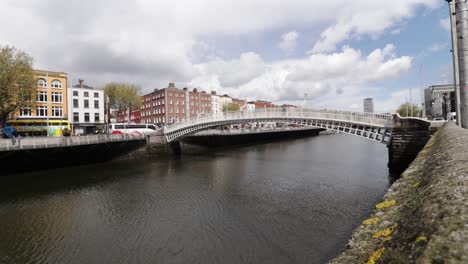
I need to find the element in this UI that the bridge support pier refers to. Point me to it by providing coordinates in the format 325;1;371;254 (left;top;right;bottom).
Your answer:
387;114;431;175
167;141;182;155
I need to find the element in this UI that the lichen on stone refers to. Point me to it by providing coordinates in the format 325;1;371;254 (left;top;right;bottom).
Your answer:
372;223;398;239
375;200;396;210
363;217;381;225
415;235;427;243
366;247;385;264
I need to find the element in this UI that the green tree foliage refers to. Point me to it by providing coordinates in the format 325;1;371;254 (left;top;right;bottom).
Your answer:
222;103;240;112
396;103;422;117
104;82;142;114
0;45;36;125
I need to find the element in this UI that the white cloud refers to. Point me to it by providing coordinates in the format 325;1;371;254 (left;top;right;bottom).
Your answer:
440;17;451;32
310;0;440;53
279;31;299;54
190;44;412;108
0;0;429;102
192;52;266;88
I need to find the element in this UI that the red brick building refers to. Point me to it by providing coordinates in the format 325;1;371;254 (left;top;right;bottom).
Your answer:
140;83;212;125
232;98;247;110
187;88;212;118
250;100;275;109
116;109;141;123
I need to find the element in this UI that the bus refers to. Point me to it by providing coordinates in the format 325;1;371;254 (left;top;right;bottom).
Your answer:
109;123;159;135
5;119;71;137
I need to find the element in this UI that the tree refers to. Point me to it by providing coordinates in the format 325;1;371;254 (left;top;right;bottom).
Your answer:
0;46;36;126
223;103;240;112
104;82;141;122
396;103;422;117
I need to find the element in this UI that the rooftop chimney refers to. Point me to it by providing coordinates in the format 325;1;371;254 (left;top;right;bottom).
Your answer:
168;82;175;88
193;88;198;93
79;79;84;88
211;91;216;95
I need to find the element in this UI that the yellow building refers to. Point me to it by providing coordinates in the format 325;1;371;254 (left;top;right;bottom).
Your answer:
14;70;68;120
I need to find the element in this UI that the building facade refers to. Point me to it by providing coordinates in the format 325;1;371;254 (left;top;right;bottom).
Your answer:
68;79;105;135
231;98;246;110
250;100;274;109
116;109;141;124
246;103;256;111
13;70;68;121
211;92;222;116
424;85;455;119
363;98;374;113
140;83;213;125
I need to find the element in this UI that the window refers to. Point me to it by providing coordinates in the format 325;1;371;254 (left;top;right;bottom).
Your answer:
84;113;90;122
73;91;78;96
37;91;47;102
37;106;47;116
94;113;100;122
51;92;62;103
20;107;31;117
94;100;99;109
73;99;79;108
84;100;89;108
37;78;47;87
84;92;89;97
52;106;62;117
51;80;62;88
73;112;79;122
94;92;99;98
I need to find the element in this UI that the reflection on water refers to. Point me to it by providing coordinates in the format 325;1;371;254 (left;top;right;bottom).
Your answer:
0;134;390;264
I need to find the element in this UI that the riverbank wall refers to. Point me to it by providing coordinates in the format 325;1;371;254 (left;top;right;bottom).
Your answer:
330;122;468;263
0;139;146;175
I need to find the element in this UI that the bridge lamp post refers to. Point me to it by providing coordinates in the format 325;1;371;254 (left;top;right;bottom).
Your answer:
300;93;308;124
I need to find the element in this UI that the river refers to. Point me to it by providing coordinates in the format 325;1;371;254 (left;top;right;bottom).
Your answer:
0;134;391;264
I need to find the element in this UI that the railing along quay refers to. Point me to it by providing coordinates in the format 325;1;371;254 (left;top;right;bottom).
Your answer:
0;134;146;152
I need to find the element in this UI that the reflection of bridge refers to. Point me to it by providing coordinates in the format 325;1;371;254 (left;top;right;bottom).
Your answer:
164;108;394;143
161;108;436;174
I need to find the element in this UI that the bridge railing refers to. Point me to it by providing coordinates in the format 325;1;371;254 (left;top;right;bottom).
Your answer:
0;134;146;152
164;107;393;133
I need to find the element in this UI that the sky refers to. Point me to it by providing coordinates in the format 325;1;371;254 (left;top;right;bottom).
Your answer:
0;0;453;113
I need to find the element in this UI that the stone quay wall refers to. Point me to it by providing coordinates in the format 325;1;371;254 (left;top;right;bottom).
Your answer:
330;122;467;264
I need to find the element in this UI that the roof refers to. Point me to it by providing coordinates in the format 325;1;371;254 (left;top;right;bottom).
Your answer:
427;84;454;91
33;69;67;78
72;84;95;89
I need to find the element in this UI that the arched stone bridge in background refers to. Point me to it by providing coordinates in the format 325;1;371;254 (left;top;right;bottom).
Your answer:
160;108;440;174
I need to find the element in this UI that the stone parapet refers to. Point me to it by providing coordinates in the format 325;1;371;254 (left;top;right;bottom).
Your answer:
330;122;468;263
387;114;431;174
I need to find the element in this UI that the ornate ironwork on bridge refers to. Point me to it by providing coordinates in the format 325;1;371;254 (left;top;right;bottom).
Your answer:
163;108;394;144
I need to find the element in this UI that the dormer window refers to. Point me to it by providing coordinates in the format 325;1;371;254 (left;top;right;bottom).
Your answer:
51;80;62;88
37;78;47;88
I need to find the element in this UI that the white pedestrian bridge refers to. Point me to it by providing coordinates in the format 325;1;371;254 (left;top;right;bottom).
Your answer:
163;108;395;144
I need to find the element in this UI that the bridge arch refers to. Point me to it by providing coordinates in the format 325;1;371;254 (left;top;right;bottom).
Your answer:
163;109;393;144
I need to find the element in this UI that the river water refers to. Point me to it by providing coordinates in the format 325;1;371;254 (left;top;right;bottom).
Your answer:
0;134;391;264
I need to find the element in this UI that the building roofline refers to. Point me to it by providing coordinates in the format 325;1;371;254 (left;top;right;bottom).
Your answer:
33;69;67;77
